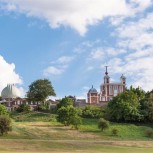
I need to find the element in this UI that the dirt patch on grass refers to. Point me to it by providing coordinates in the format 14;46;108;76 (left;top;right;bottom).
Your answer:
0;139;153;153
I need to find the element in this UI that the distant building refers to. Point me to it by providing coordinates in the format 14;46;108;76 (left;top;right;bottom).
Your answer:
87;85;99;104
87;66;126;104
0;84;40;111
75;99;86;107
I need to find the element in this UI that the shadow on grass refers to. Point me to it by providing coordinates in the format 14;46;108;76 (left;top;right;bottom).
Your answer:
30;124;63;128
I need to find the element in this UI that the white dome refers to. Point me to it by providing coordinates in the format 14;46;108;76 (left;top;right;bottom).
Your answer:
1;84;20;99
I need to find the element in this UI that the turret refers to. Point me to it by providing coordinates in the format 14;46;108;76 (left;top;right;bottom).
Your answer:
120;74;126;84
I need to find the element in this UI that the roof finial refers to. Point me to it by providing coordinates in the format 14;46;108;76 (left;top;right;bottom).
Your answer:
105;66;109;75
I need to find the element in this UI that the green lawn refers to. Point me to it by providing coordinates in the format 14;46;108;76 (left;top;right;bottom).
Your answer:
0;111;152;153
80;118;153;140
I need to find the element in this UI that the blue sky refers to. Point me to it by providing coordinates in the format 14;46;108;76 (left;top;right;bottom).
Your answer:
0;0;153;99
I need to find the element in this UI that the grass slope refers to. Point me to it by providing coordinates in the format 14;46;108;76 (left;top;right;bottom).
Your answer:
0;111;152;153
80;118;153;140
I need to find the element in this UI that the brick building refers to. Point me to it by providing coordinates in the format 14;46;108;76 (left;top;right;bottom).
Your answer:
87;66;126;104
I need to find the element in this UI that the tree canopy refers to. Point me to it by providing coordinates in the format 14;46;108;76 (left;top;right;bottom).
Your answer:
140;92;153;122
27;79;56;103
57;97;73;109
106;90;142;122
128;86;145;101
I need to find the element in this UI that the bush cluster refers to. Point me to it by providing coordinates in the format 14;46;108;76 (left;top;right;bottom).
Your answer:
106;87;153;122
16;104;32;112
82;105;103;119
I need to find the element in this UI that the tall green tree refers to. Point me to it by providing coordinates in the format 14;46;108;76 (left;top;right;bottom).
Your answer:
106;90;142;122
27;79;56;104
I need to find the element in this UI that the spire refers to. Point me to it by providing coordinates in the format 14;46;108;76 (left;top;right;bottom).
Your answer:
105;66;109;75
92;85;93;88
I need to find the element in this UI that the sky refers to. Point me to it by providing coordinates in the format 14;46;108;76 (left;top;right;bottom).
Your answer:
0;0;153;99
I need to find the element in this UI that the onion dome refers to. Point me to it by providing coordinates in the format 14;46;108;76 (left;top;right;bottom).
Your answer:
88;85;98;93
1;84;20;99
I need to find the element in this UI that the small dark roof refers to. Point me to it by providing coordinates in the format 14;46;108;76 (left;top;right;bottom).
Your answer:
88;85;97;93
120;74;126;79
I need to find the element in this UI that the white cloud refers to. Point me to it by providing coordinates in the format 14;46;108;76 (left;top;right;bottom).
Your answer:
43;66;64;76
1;0;152;35
89;48;104;60
116;12;153;50
73;40;101;54
102;11;153;92
44;55;74;76
56;56;74;64
51;55;74;64
106;48;127;56
110;56;153;91
0;55;23;96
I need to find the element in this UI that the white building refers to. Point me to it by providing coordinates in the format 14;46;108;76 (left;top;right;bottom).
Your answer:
0;84;38;111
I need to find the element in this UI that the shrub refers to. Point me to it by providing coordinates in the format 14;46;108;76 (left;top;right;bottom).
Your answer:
112;128;119;136
57;106;82;129
98;118;109;132
0;115;12;135
0;104;8;115
82;105;103;119
16;104;31;112
145;128;153;137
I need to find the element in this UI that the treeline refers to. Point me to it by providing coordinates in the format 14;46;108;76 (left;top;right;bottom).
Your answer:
106;86;153;122
56;86;153;127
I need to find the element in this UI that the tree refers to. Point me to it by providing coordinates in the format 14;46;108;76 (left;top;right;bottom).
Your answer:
57;105;82;129
98;118;109;132
0;104;8;115
0;116;12;135
106;90;142;122
140;92;153;122
27;79;56;104
57;97;73;109
128;86;145;101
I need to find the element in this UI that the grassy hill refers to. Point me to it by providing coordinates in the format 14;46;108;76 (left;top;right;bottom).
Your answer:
0;111;152;153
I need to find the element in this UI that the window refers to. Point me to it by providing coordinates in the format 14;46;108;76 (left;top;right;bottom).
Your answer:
114;89;118;96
